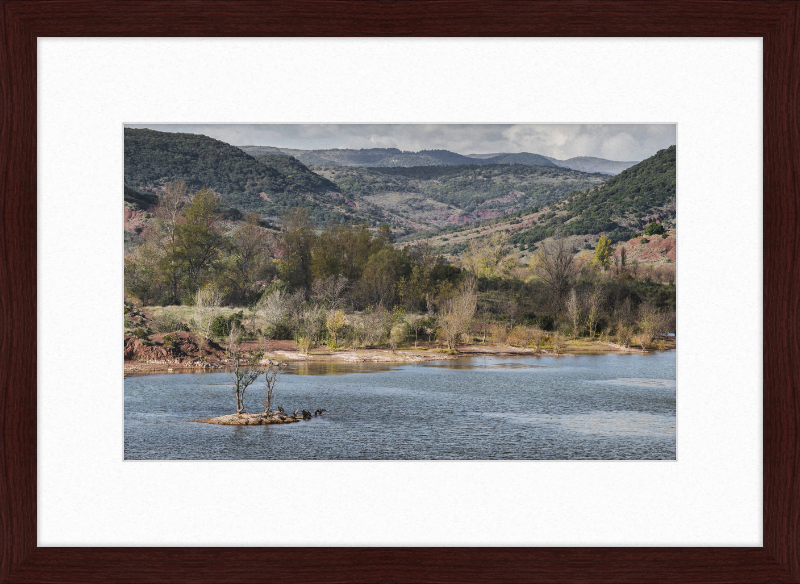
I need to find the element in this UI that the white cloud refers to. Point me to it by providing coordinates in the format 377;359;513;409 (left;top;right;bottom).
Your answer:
124;123;676;161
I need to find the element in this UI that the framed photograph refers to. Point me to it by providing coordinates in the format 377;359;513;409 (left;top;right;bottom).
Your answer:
122;122;678;461
2;1;798;582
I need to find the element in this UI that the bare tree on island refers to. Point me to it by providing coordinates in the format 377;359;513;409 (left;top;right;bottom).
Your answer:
262;358;287;414
226;324;265;415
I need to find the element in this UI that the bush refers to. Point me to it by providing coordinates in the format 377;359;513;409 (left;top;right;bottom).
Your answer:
131;327;150;340
297;336;312;354
607;229;633;244
266;321;293;341
491;325;509;345
644;222;665;236
210;311;244;338
661;233;668;239
533;314;555;332
549;331;566;354
162;333;178;347
151;313;190;333
640;237;649;244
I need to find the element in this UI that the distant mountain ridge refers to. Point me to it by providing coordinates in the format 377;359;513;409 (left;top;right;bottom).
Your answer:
240;144;638;174
239;145;557;169
542;155;641;175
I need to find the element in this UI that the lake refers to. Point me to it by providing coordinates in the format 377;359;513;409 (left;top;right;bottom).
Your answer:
124;351;676;460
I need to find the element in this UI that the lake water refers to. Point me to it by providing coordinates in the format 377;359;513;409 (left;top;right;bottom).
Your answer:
124;352;676;460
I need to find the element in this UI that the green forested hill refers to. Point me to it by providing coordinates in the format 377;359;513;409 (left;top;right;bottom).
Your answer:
509;145;676;246
124;129;382;223
404;146;676;253
253;154;338;193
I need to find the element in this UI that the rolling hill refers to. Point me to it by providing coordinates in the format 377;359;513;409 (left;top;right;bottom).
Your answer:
239;145;558;169
466;153;640;175
123;128;387;224
310;163;609;232
403;145;676;255
543;155;641;175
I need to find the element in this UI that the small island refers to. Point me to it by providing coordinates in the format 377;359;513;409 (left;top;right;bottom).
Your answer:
193;412;298;425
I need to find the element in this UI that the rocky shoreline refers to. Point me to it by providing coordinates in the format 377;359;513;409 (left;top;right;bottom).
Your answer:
192;412;300;425
192;409;326;426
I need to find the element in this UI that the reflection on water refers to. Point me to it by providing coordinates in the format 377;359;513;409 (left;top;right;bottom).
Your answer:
286;361;400;376
484;411;675;436
425;361;549;370
125;352;676;460
601;378;676;388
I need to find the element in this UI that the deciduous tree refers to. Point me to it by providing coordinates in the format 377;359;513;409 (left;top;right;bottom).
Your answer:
593;235;612;270
532;229;578;314
437;277;478;350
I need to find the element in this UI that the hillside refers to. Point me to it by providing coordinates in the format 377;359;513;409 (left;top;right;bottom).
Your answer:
124;129;384;224
239;145;558;169
508;145;676;247
310;163;609;231
404;145;676;256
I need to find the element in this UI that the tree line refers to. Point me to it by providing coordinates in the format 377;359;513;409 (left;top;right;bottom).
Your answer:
125;181;676;354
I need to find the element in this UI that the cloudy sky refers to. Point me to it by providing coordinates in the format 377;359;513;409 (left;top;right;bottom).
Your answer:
124;123;676;161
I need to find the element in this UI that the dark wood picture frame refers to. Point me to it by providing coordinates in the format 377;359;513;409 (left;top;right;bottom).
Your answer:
1;1;798;582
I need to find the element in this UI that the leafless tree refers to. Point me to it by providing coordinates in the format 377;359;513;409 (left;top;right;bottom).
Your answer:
501;297;520;331
614;297;634;328
285;288;307;339
150;180;188;301
550;331;566;354
584;282;604;339
409;315;425;347
611;245;627;275
256;289;288;335
633;333;650;351
194;285;223;345
301;304;326;347
358;303;392;347
532;229;578;314
311;275;349;310
616;322;633;348
530;327;545;353
565;288;582;338
262;358;287;414
226;325;265;414
658;309;677;338
437;277;478;350
476;304;492;344
636;302;662;346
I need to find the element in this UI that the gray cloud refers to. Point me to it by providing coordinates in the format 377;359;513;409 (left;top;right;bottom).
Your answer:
124;123;675;161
